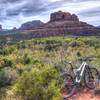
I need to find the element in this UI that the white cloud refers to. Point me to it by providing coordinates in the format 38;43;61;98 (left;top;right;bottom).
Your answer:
48;0;61;2
0;0;100;29
48;0;100;26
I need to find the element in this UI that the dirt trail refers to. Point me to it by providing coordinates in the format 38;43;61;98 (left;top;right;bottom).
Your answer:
63;89;100;100
72;91;100;100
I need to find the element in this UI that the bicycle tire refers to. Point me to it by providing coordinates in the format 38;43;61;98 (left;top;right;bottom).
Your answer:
63;85;77;99
84;67;99;89
60;73;77;99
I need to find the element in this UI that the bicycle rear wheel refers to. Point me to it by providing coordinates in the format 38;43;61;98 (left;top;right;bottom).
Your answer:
60;73;77;99
84;67;99;89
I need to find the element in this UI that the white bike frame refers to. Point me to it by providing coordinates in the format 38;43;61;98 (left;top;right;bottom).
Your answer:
75;62;87;83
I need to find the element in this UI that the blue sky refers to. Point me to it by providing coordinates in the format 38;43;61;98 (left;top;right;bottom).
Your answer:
0;0;100;29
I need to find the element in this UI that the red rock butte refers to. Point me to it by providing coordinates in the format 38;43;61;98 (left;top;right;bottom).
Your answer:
19;11;99;35
0;11;100;40
38;11;100;36
50;11;79;22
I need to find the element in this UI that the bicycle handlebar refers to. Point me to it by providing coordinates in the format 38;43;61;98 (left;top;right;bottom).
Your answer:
78;57;93;62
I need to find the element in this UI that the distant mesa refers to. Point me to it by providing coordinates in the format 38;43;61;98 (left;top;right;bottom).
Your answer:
19;20;44;30
0;24;2;30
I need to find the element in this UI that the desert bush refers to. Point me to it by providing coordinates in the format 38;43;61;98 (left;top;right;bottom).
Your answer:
23;53;31;64
0;67;18;88
13;63;61;100
44;40;62;51
1;58;14;68
0;46;15;55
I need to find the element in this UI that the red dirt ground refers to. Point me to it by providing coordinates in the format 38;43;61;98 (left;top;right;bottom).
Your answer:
63;89;100;100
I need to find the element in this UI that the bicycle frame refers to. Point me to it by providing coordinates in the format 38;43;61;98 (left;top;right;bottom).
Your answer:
75;61;87;84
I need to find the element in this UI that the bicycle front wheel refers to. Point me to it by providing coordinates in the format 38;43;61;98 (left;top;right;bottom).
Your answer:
60;73;77;99
84;67;100;89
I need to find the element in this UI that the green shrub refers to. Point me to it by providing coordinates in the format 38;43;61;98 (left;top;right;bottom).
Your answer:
0;46;15;55
0;68;18;88
0;58;14;69
44;40;62;51
13;64;60;100
2;58;14;68
23;53;31;64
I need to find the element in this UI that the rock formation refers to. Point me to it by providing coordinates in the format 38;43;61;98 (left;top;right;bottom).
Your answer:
41;11;99;36
12;11;100;37
0;11;100;40
50;11;79;22
0;25;2;30
19;20;44;30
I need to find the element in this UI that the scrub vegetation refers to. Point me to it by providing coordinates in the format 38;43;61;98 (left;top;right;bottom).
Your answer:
0;36;100;100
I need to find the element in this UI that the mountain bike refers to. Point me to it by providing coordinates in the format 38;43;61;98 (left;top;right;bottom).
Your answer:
60;57;100;99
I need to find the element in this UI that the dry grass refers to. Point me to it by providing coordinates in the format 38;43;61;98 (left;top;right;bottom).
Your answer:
0;96;22;100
